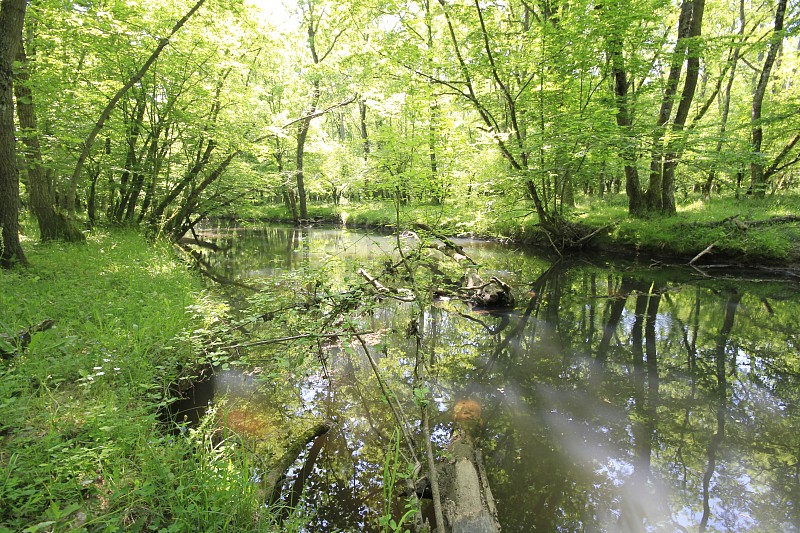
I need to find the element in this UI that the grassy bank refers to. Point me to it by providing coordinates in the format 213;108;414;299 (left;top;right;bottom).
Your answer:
0;231;271;532
231;193;800;265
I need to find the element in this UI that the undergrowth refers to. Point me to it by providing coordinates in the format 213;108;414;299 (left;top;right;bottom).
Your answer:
0;231;277;532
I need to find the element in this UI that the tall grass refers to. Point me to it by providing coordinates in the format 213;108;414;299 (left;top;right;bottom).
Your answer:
0;230;275;532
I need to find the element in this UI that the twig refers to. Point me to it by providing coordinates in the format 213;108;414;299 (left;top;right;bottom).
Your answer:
220;331;374;350
689;241;717;265
351;329;419;465
358;268;416;302
574;223;614;245
689;264;713;278
543;229;563;258
279;94;358;129
422;404;446;532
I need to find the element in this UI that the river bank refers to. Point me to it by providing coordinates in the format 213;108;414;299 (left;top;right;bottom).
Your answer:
0;231;273;531
4;222;800;531
224;193;800;270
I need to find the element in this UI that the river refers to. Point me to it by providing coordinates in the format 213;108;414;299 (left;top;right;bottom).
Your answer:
177;224;800;532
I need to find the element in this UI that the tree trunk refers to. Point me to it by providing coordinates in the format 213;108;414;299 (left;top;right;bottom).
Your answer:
660;0;705;215
113;91;147;222
608;35;645;216
165;151;238;240
14;40;84;242
705;0;744;196
359;99;369;162
148;140;215;226
646;0;694;211
296;106;313;221
0;0;28;267
429;100;441;204
750;0;788;197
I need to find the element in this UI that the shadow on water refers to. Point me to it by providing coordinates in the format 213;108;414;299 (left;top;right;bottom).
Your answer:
170;223;800;532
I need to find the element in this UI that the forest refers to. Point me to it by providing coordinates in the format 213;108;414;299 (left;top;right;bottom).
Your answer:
0;0;799;265
2;0;800;531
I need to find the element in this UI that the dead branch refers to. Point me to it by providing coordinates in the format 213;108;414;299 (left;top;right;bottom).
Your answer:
1;319;55;357
280;94;358;130
358;268;416;302
422;404;446;532
689;241;717;265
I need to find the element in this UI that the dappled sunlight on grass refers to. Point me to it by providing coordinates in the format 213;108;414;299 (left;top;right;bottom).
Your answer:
0;230;270;530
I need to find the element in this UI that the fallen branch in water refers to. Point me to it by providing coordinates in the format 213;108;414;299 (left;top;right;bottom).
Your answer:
689;241;718;265
358;268;416;302
219;331;375;350
427;239;514;309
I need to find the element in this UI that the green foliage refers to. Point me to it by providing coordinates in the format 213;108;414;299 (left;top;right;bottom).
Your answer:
379;429;417;533
0;231;275;531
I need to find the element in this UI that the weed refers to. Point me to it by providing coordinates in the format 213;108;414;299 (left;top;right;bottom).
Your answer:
379;428;418;533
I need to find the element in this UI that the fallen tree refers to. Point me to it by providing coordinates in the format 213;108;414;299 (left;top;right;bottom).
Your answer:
412;399;500;533
263;419;334;505
439;430;500;533
359;230;515;310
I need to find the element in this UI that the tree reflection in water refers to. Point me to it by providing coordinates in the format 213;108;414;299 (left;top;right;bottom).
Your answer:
192;225;800;532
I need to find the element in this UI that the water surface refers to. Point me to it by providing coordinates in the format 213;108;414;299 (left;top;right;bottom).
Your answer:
188;225;800;532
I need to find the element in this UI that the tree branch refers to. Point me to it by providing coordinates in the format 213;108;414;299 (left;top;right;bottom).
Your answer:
67;0;207;214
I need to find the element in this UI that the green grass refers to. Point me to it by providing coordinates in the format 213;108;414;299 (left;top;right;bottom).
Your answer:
576;193;800;262
0;231;277;532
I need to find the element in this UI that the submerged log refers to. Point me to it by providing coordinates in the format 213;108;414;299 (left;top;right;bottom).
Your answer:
436;399;500;533
264;419;333;504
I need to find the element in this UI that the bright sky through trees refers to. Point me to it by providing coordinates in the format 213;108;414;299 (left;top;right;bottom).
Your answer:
246;0;294;26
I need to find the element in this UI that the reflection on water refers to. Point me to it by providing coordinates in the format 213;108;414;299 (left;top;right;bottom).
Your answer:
188;224;800;532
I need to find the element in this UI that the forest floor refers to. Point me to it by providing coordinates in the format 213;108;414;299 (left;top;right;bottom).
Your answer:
229;193;800;268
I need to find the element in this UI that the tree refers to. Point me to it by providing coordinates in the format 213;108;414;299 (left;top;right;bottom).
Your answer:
657;0;705;215
0;0;27;267
603;0;647;216
702;0;746;197
14;38;84;242
66;0;207;217
293;0;350;221
750;0;789;197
